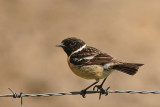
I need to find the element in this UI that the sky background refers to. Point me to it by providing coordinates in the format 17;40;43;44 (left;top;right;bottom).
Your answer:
0;0;160;107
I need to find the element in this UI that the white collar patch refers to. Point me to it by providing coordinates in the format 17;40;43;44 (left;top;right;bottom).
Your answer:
72;44;86;54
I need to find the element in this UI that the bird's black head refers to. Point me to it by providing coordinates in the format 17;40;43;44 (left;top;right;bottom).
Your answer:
56;37;86;56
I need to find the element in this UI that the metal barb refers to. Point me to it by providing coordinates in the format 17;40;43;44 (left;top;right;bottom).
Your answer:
8;88;23;105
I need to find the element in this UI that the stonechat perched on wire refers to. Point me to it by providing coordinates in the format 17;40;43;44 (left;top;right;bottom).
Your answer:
56;37;143;99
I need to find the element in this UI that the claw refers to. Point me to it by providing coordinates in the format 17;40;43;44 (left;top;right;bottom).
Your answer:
80;90;87;98
93;86;95;91
93;85;101;91
93;85;110;99
104;86;110;96
99;88;105;100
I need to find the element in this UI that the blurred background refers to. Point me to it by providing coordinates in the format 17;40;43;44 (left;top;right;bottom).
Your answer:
0;0;160;107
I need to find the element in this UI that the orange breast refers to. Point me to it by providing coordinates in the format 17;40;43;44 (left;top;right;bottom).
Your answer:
67;57;112;80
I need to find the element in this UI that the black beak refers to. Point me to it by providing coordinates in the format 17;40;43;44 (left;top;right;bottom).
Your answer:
56;43;65;47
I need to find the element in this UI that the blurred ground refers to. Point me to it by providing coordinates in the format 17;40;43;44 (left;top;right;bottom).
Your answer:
0;0;160;107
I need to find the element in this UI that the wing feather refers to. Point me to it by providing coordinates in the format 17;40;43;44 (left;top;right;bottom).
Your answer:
86;53;113;65
69;46;113;65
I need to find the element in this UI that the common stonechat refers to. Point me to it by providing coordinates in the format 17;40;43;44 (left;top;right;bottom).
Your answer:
56;37;143;99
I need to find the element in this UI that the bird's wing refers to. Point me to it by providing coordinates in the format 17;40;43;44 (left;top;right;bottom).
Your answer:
85;53;113;65
69;46;113;65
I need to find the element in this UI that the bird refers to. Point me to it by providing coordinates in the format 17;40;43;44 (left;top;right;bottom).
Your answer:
56;37;143;99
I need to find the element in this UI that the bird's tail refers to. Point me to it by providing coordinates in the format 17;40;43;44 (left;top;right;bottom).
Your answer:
112;63;144;75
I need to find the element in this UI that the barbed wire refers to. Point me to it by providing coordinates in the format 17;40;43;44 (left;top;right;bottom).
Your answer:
0;88;160;105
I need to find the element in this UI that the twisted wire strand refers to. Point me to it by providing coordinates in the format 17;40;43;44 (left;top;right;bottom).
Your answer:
0;88;160;97
0;88;160;105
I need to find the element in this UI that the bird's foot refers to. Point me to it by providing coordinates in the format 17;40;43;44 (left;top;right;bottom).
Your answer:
93;85;110;99
80;89;87;98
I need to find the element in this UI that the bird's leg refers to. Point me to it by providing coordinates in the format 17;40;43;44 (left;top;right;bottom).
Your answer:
81;80;99;98
93;78;110;99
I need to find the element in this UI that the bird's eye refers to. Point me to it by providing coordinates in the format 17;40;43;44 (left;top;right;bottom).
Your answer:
70;42;75;46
